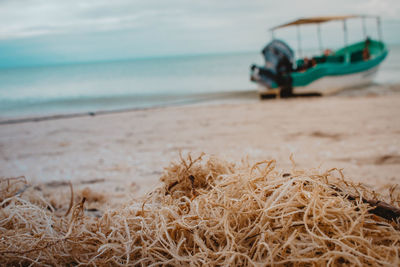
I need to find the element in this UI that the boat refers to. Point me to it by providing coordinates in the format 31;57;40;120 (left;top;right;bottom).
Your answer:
250;15;389;98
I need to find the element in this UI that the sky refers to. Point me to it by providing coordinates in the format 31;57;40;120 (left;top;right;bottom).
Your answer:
0;0;400;68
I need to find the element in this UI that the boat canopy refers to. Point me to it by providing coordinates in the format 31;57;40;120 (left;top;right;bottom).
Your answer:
269;15;383;58
270;15;378;30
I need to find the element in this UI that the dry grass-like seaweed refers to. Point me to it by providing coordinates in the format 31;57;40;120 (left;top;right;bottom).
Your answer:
1;154;400;266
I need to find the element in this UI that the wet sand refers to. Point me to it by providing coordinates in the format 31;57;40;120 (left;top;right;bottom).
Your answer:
1;92;400;206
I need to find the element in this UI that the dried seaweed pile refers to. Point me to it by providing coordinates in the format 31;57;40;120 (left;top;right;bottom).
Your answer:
1;154;400;266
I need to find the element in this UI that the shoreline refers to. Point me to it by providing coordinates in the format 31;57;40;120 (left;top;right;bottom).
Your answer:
0;90;258;125
2;82;400;125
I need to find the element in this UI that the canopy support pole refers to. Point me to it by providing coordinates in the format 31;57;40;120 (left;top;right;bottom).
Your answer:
362;16;367;38
297;25;302;58
377;17;382;41
343;19;348;48
317;23;323;53
271;30;275;40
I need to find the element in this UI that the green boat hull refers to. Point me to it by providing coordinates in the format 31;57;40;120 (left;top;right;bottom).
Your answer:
269;39;388;89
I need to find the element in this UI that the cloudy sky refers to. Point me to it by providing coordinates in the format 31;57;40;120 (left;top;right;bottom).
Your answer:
1;0;399;68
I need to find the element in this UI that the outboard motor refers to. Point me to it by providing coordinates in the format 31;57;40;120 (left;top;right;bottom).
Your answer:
250;39;294;96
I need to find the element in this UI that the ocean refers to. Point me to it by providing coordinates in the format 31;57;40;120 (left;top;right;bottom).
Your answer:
1;45;400;119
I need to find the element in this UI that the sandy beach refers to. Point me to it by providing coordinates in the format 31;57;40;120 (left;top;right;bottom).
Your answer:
1;92;400;207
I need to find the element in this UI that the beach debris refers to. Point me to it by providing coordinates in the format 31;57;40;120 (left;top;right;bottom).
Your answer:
80;187;105;203
64;181;74;217
80;178;105;185
0;176;28;206
44;180;70;187
329;184;400;222
0;154;400;266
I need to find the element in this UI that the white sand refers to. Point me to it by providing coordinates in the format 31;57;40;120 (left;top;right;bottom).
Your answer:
1;93;400;206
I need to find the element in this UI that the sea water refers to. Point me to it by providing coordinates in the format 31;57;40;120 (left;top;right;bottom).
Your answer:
0;45;399;119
